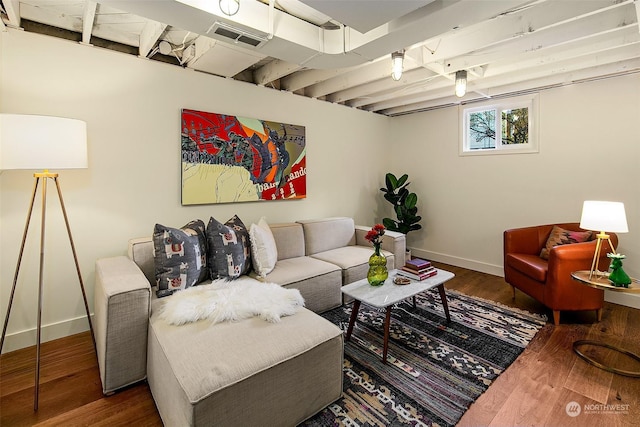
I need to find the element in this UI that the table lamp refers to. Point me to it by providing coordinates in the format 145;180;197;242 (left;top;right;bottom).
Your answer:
0;113;95;411
579;200;629;281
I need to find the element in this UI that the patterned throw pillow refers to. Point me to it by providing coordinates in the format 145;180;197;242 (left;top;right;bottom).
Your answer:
540;225;592;260
153;219;208;298
206;215;251;280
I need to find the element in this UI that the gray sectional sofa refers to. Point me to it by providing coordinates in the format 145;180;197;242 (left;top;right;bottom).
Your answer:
94;217;405;426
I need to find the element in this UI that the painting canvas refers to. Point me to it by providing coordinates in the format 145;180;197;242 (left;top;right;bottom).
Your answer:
181;109;306;205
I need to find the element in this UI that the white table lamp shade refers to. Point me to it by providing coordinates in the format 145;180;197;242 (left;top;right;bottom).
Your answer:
0;114;88;170
580;201;629;233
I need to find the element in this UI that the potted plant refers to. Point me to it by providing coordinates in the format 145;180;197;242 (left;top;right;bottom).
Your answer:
380;173;422;260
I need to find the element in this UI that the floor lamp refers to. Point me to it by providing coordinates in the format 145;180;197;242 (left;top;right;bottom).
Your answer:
0;114;95;411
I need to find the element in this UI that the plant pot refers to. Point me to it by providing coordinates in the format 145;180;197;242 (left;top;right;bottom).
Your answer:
405;249;412;263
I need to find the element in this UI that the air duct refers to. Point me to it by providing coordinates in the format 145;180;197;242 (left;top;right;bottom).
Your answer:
207;22;269;48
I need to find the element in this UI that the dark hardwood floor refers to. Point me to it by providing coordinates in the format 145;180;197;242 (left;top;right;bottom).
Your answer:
1;263;639;426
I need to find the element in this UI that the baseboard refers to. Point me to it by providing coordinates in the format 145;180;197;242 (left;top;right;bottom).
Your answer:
1;314;93;354
605;291;640;309
410;248;504;277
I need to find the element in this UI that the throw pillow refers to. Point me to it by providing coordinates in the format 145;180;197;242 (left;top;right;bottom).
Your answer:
250;217;278;278
153;219;208;298
540;225;592;260
206;215;251;280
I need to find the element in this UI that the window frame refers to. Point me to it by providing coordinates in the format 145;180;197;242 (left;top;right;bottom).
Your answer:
459;94;539;156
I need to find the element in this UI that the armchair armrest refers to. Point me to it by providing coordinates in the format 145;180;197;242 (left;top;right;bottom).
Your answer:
548;235;618;278
94;256;151;394
355;226;406;270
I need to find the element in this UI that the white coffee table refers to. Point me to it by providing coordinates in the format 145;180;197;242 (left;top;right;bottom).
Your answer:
341;268;455;363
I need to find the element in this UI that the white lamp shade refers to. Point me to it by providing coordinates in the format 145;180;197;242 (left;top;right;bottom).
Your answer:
579;201;628;233
0;114;88;171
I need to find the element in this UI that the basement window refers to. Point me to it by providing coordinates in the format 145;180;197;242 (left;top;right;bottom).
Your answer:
459;94;538;155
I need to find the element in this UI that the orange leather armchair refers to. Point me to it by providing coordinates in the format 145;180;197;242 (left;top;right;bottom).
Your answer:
503;223;617;325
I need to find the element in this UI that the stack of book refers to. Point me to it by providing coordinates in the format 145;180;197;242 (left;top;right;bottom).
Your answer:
397;258;437;281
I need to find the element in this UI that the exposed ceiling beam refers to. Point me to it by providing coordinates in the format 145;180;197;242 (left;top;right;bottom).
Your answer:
82;1;98;45
2;0;20;28
411;0;628;68
373;45;640;114
329;67;438;105
185;36;216;67
382;59;640;116
20;2;81;32
253;59;302;86
280;67;358;92
139;20;167;58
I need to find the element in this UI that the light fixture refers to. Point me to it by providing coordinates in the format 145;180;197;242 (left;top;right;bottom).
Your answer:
455;70;467;97
220;0;240;16
391;50;404;81
0;114;94;411
579;200;629;280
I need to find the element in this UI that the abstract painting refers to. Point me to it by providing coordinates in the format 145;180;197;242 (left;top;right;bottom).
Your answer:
181;109;306;205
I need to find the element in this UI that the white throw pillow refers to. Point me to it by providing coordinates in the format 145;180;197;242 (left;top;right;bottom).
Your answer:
250;217;278;278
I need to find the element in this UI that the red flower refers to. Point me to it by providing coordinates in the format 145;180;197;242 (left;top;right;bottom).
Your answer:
365;224;385;246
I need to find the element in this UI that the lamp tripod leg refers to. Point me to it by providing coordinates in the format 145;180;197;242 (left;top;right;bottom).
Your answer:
34;177;49;411
53;177;96;353
589;238;604;280
0;177;41;354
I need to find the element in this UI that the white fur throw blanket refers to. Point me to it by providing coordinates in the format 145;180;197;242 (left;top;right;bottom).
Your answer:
158;277;305;325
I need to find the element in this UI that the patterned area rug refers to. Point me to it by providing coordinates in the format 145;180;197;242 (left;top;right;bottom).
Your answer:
301;289;547;427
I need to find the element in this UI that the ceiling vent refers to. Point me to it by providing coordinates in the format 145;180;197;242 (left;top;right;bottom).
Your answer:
207;22;269;48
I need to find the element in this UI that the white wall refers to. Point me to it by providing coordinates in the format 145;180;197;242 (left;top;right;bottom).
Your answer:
2;29;639;353
0;29;390;352
389;73;640;308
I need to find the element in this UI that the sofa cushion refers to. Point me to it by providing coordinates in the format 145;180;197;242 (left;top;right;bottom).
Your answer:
153;220;208;297
147;303;343;426
310;246;395;284
206;215;251;280
249;217;278;278
540;225;592;260
262;257;342;313
262;256;341;286
298;217;356;255
506;253;548;282
269;222;305;260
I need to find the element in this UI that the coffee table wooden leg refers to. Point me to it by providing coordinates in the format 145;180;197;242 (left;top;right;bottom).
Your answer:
438;284;451;323
383;307;392;364
412;295;416;308
345;300;361;341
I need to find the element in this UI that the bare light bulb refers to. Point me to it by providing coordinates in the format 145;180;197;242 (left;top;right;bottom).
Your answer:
391;50;404;81
455;70;467;97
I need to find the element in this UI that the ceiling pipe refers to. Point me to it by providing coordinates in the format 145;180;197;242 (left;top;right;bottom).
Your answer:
267;0;275;40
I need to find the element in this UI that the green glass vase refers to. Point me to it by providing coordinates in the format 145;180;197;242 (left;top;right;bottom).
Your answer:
367;244;388;286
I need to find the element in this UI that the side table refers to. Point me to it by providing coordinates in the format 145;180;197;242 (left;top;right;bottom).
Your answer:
571;270;640;377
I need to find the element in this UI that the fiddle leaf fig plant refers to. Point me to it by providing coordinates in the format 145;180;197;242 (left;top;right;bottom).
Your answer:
380;173;422;235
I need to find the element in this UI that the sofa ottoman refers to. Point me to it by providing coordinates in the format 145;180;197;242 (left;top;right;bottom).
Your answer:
147;299;343;426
